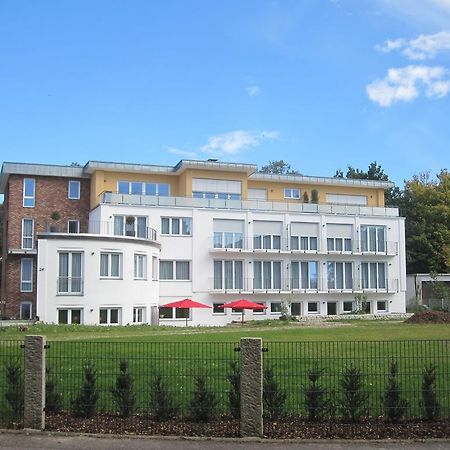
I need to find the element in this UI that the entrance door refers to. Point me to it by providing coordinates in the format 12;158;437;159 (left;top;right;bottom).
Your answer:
327;302;337;315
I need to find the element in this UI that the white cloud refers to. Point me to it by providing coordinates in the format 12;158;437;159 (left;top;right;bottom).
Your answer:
366;65;450;107
167;147;198;159
376;31;450;60
200;130;279;156
245;85;261;97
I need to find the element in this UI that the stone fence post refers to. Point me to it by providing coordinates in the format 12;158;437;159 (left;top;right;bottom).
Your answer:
240;337;263;437
24;335;46;430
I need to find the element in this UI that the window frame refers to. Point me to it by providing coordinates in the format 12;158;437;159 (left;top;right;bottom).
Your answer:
376;300;388;312
307;301;319;314
22;218;34;249
361;262;386;290
284;188;300;199
291;261;319;290
213;260;244;290
99;307;121;325
213;303;225;314
100;252;122;279
327;261;353;290
67;220;80;233
20;301;33;319
23;178;35;208
58;308;83;324
68;180;81;200
133;306;146;324
360;225;386;253
213;231;244;249
57;251;83;295
20;258;33;292
270;301;282;314
159;260;191;281
161;217;191;236
134;254;147;280
253;234;282;250
253;260;282;290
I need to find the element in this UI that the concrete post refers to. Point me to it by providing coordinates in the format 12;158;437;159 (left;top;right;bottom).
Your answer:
240;337;263;437
24;335;46;430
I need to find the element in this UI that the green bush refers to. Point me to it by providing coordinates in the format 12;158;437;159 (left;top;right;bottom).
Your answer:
227;361;240;419
305;362;327;421
149;374;178;421
110;359;136;417
263;366;286;420
190;374;217;422
383;359;408;423
45;367;63;414
340;364;367;423
72;361;99;418
421;363;440;421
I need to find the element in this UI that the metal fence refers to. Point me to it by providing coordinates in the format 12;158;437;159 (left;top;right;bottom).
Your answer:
0;340;24;428
44;341;240;436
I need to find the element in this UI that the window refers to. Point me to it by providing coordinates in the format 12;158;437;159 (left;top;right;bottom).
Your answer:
99;308;121;325
307;302;319;313
23;178;35;207
327;262;353;290
100;252;122;278
214;232;244;249
159;307;173;319
22;219;34;249
68;180;80;199
58;252;83;294
360;226;386;253
253;234;281;250
193;191;241;200
343;301;353;313
377;301;387;312
291;302;301;315
161;217;191;235
327;237;352;252
152;256;158;280
159;261;190;281
213;303;225;314
114;215;148;238
213;260;243;290
291;235;317;251
58;309;82;324
192;178;241;199
253;302;266;315
361;262;386;290
270;302;282;313
134;254;147;279
133;307;146;323
159;307;188;319
20;301;32;319
118;181;170;196
284;188;300;199
68;220;80;233
20;258;33;292
291;261;318;290
326;193;367;205
253;261;282;290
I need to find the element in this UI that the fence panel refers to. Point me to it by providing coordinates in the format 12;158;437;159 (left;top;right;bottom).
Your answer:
0;340;24;428
45;341;239;436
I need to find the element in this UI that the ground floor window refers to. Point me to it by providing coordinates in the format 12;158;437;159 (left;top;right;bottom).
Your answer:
99;308;121;325
343;301;353;313
159;307;189;319
20;301;32;319
253;302;266;315
270;302;282;313
58;308;82;324
213;303;225;314
133;307;146;324
307;302;319;313
291;302;301;315
376;300;388;312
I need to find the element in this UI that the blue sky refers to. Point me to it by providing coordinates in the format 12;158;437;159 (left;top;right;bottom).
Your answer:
1;0;450;187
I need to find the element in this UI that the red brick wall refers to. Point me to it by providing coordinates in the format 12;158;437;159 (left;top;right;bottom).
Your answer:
1;174;91;318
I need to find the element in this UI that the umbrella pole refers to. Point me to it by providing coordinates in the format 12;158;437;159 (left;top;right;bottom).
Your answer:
242;310;244;325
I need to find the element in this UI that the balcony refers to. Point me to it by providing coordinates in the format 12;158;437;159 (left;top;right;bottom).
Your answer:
100;192;400;217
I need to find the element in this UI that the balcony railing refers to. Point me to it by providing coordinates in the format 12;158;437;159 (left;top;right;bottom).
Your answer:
100;192;399;217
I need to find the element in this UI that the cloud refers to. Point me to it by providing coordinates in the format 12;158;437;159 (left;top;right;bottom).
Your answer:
366;65;450;106
245;85;261;97
376;31;450;60
200;130;279;156
167;147;198;159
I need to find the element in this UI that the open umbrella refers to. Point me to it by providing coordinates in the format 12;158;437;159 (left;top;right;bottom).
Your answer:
160;298;211;327
219;299;267;324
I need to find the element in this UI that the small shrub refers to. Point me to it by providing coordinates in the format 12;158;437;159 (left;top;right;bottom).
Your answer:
149;374;178;421
5;360;24;420
110;359;136;417
45;367;63;414
305;362;327;421
263;366;286;420
303;191;309;203
383;359;408;423
190;374;217;422
227;361;240;419
311;189;319;204
72;361;99;418
340;364;368;423
421;363;440;421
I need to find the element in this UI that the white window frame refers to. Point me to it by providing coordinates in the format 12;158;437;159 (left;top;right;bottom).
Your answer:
100;252;122;279
134;254;147;279
284;188;300;199
291;261;319;290
213;231;244;249
327;262;353;290
291;302;302;316
114;215;148;239
213;260;244;290
159;306;190;320
327;237;352;253
117;180;170;196
159;260;190;281
213;303;226;315
376;300;388;312
68;180;80;199
68;220;80;233
253;261;282;290
291;235;318;251
361;262;386;290
99;307;121;325
58;308;83;324
360;225;386;253
152;256;158;281
20;301;32;319
343;301;353;313
57;251;83;295
253;234;282;250
307;301;319;314
161;217;191;236
22;218;34;249
23;178;35;207
133;306;146;324
270;301;282;314
20;258;33;292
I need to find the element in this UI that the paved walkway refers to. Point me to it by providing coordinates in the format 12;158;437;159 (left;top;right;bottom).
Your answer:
0;432;450;450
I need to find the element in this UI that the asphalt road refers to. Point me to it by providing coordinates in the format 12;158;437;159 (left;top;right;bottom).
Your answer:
0;432;450;450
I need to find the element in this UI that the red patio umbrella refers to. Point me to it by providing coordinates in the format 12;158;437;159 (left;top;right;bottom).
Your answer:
219;299;267;324
160;298;211;327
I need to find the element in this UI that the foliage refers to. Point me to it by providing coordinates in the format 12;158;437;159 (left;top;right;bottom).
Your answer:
259;160;299;175
45;367;63;414
72;361;99;418
4;359;24;420
227;361;240;419
263;366;286;420
190;374;217;422
421;363;440;421
383;359;408;423
279;301;295;321
110;359;136;417
304;362;327;421
149;374;178;421
340;364;368;422
311;189;319;203
303;191;309;203
353;293;368;314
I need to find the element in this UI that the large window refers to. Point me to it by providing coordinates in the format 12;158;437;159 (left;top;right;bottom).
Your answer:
58;252;83;294
192;178;241;200
284;188;300;199
68;220;80;233
22;219;34;249
118;181;170;196
161;217;191;235
253;234;281;250
20;301;32;319
100;252;122;278
327;262;353;290
133;307;146;323
213;260;243;290
291;261;318;290
68;180;80;199
58;309;82;324
291;235;318;251
253;261;282;290
134;254;147;279
361;226;386;253
99;308;121;325
159;261;190;281
159;307;189;319
361;262;386;290
23;178;35;207
327;237;352;252
214;231;243;249
20;258;33;292
114;215;148;238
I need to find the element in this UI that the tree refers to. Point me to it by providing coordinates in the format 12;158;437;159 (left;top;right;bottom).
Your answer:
259;160;299;175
